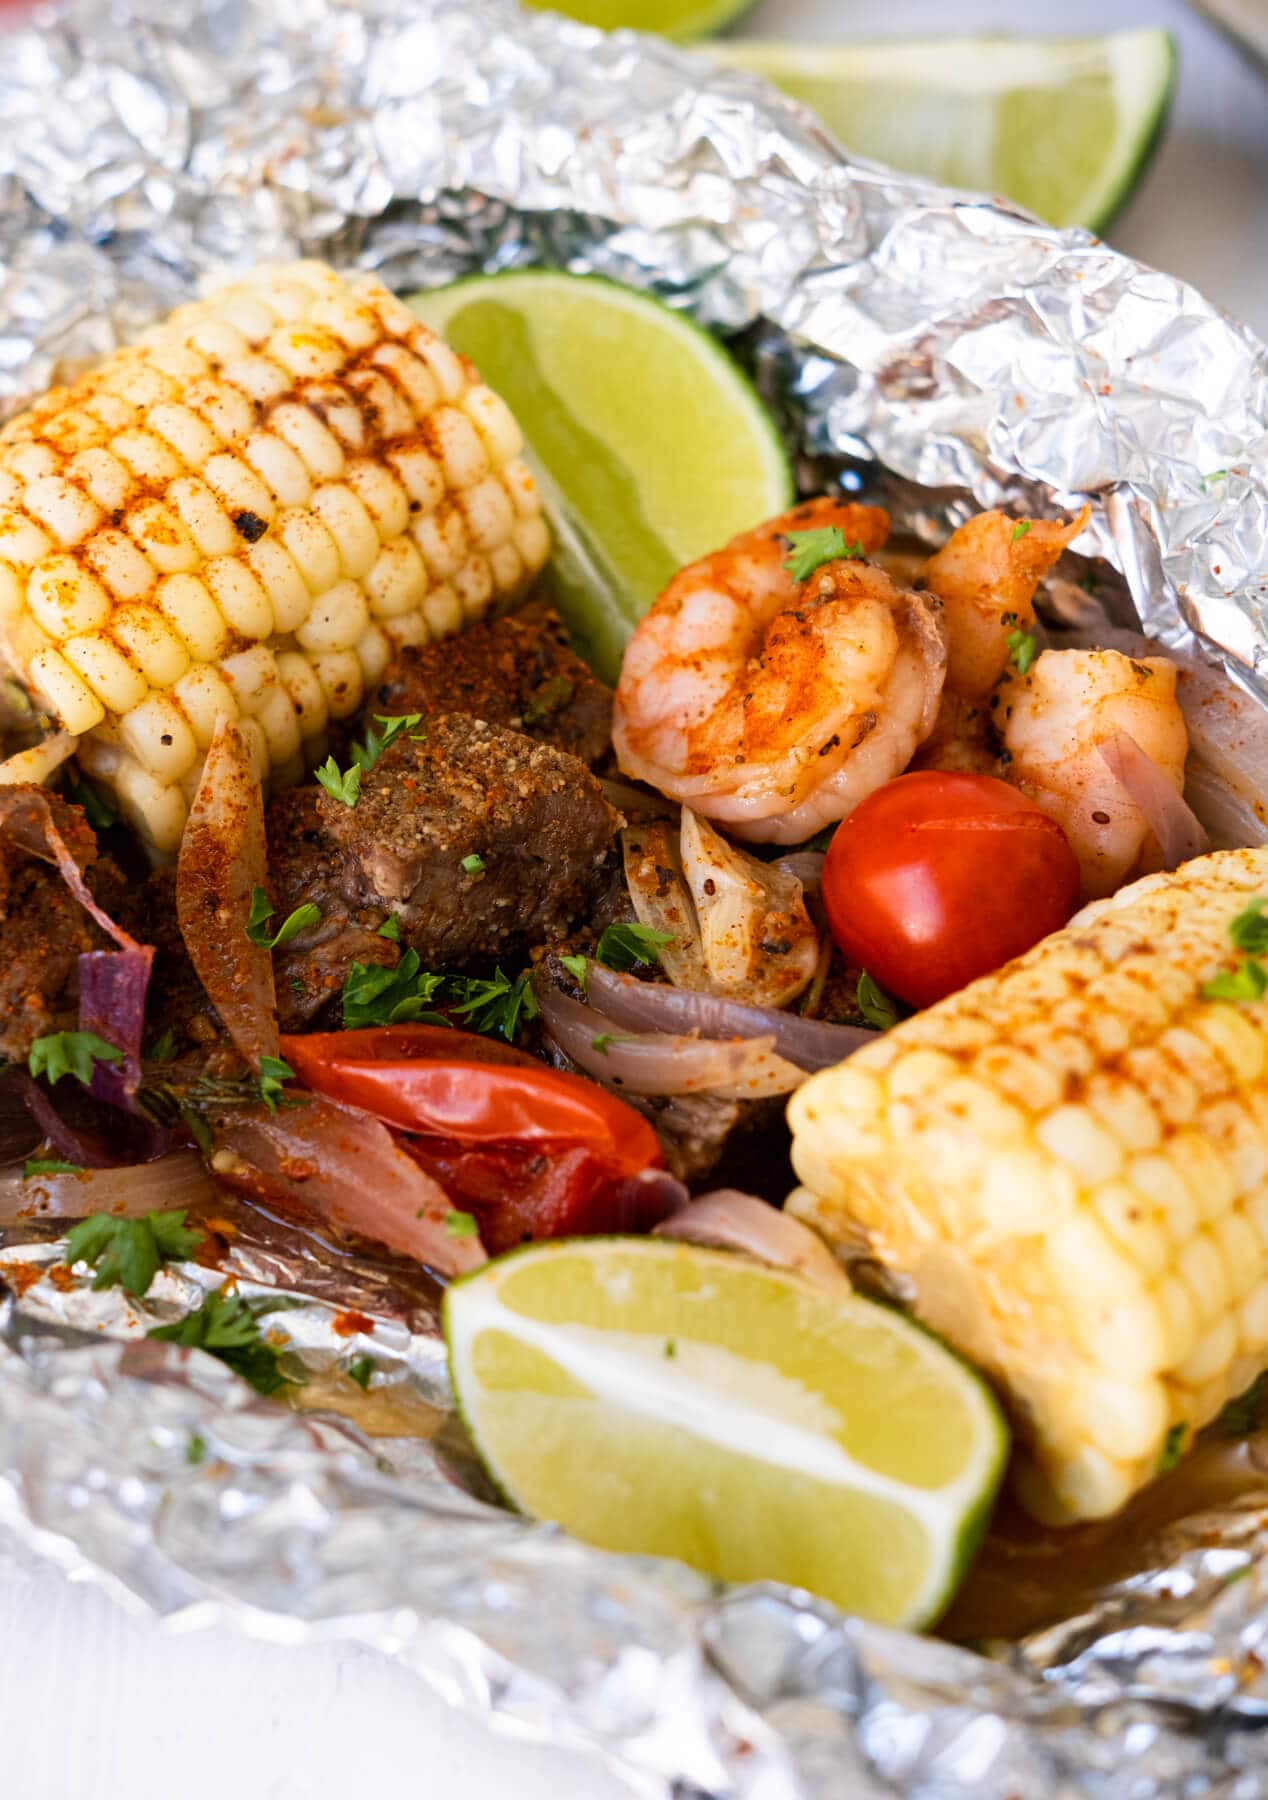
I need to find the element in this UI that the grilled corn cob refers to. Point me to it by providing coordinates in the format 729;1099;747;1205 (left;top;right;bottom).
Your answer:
0;261;550;852
788;845;1268;1523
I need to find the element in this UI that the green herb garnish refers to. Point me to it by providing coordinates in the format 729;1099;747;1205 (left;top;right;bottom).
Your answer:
66;769;119;831
342;951;447;1029
245;886;322;949
186;1433;207;1465
347;1355;376;1390
856;971;899;1031
28;1030;124;1089
559;953;588;988
1157;1422;1187;1473
377;916;401;941
146;1027;179;1065
522;674;575;725
445;1210;479;1240
782;526;866;583
1006;629;1038;677
314;757;362;808
65;1208;202;1297
446;969;538;1043
1217;1372;1268;1436
258;1055;297;1112
24;1157;82;1178
1202;899;1268;1003
461;853;486;874
594;921;675;973
352;713;425;774
149;1288;292;1397
1229;897;1268;957
1010;520;1032;543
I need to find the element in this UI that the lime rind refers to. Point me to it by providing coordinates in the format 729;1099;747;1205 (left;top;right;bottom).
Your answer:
710;29;1177;234
444;1237;1008;1630
522;0;756;41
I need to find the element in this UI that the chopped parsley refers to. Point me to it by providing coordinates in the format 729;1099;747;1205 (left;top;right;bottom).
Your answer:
342;952;447;1028
149;1287;292;1397
146;1027;180;1065
258;1055;297;1112
1157;1421;1187;1473
377;915;401;941
559;953;588;988
28;1030;124;1089
65;769;119;831
352;713;425;774
523;674;575;725
446;969;538;1042
347;1354;376;1389
591;1032;631;1055
186;1433;207;1465
595;921;675;973
1005;628;1038;677
445;1210;479;1240
856;971;899;1031
65;1208;202;1298
782;526;865;583
1202;896;1268;1003
461;853;486;875
1010;519;1032;543
24;1157;82;1178
314;757;362;808
1217;1372;1268;1436
245;886;322;949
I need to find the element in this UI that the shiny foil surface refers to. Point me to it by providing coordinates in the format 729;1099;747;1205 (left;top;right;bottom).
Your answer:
3;0;1268;1793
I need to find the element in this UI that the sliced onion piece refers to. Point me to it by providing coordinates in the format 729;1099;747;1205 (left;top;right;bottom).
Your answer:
0;732;79;788
655;1190;850;1294
621;820;711;990
0;1150;217;1225
212;1094;485;1278
1098;730;1210;869
536;976;804;1099
679;808;819;1008
586;962;875;1072
772;850;826;891
176;716;279;1068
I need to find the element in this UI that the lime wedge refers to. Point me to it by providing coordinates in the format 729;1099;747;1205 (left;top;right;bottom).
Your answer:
444;1238;1007;1628
711;31;1177;232
522;0;754;39
410;273;792;681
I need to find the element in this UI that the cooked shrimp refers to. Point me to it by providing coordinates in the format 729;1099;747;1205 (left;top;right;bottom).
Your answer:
995;647;1189;897
613;499;946;845
924;505;1091;699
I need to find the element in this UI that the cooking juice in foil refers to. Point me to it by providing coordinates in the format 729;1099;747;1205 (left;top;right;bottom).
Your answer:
3;0;1268;1793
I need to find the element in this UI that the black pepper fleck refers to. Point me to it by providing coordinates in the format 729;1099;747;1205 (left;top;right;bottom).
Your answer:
232;510;268;543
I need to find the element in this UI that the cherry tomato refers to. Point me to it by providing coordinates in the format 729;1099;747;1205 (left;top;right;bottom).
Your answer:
821;771;1080;1009
280;1025;668;1252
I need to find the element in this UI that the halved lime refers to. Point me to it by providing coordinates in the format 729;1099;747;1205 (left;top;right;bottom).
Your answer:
444;1238;1007;1628
711;30;1177;232
522;0;754;39
410;273;792;682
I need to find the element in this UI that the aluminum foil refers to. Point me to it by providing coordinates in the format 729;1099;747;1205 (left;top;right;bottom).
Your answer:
3;0;1268;1792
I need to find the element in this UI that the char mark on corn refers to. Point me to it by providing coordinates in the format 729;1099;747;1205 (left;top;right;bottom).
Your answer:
788;844;1268;1523
0;261;550;852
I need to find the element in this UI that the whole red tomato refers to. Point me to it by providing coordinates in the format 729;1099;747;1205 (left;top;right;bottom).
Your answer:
822;771;1080;1010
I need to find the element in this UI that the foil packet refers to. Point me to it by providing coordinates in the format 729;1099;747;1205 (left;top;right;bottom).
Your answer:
3;0;1268;1793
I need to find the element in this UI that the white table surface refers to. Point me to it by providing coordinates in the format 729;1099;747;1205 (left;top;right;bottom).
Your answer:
2;4;1266;1797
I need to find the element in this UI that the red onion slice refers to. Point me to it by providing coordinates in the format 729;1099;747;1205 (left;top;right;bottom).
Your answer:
772;851;826;891
1098;730;1211;870
212;1094;486;1278
0;1150;217;1225
654;1190;849;1294
585;963;875;1072
176;718;279;1068
536;976;804;1099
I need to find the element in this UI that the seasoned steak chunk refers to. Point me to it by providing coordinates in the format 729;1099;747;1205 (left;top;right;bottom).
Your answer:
371;605;612;766
0;789;122;1061
266;786;399;1029
315;716;619;967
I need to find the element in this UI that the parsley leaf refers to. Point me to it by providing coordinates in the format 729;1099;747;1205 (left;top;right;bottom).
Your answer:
447;969;538;1043
28;1030;124;1089
347;1354;376;1389
856;971;899;1031
1217;1372;1268;1436
1202;960;1268;1003
591;1032;633;1055
342;951;447;1028
1229;896;1268;957
445;1210;479;1239
595;921;675;972
782;527;866;583
245;885;322;949
24;1157;82;1178
1157;1422;1187;1473
461;853;486;874
1010;520;1032;543
377;915;401;941
146;1027;179;1065
186;1433;207;1465
149;1288;292;1397
65;1208;202;1297
560;953;588;988
258;1055;296;1113
1006;628;1038;677
314;757;362;808
65;769;119;831
352;713;425;775
522;674;575;725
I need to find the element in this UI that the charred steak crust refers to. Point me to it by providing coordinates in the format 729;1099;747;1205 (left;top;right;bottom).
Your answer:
372;604;613;767
316;715;620;967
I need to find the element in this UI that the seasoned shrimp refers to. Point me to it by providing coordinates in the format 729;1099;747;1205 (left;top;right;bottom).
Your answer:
924;505;1092;699
613;499;946;845
996;647;1189;897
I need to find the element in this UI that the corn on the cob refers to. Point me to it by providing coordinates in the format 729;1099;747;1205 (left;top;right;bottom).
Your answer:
0;261;550;852
788;845;1268;1523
